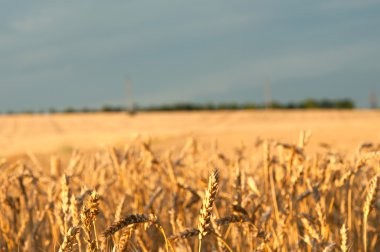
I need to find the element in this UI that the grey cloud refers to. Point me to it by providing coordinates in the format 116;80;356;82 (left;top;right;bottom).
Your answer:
0;1;379;111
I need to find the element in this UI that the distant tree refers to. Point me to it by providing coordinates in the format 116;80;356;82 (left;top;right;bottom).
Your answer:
242;102;256;109
229;102;239;110
101;105;123;112
204;102;216;110
318;99;333;108
269;101;282;109
81;107;92;113
22;110;34;114
63;107;76;113
335;99;354;109
303;99;318;109
285;102;297;109
217;103;228;110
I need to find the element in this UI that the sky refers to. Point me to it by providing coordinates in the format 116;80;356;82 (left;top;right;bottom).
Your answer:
0;0;379;111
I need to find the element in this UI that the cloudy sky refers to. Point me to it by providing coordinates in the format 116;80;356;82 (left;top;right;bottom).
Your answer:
0;0;379;111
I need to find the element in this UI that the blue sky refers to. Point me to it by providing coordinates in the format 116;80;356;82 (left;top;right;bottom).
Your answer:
0;0;379;111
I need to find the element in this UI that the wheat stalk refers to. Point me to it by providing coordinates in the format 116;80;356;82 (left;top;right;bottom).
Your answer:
61;174;70;234
363;174;379;252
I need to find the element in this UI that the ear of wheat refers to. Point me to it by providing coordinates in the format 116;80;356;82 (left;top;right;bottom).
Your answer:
363;174;379;252
58;226;80;252
340;223;348;252
197;168;219;251
103;214;157;237
198;168;219;239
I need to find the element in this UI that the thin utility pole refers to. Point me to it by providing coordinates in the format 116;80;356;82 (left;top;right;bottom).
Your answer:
369;89;377;109
126;77;135;114
264;79;272;109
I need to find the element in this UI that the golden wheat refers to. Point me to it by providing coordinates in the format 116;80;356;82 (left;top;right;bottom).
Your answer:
0;133;379;251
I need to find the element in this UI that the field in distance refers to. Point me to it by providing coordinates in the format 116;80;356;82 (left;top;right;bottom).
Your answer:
0;110;379;157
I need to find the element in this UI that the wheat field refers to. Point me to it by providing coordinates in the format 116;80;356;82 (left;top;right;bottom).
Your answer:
0;111;379;251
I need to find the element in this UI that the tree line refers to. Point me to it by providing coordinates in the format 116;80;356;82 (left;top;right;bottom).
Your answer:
1;98;356;115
